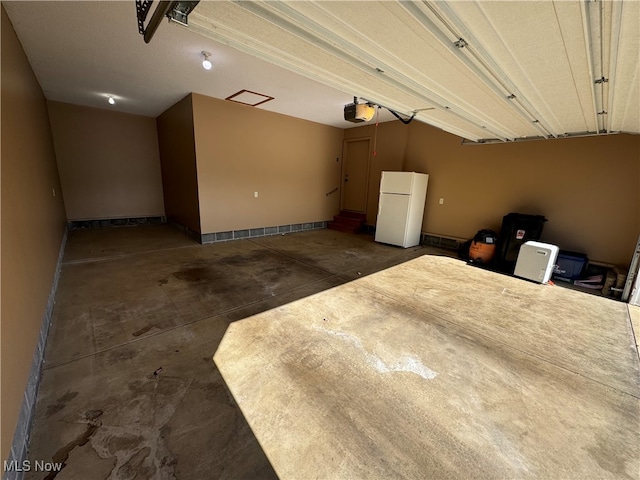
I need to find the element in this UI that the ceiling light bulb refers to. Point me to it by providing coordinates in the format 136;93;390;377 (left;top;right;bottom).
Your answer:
108;96;115;105
202;51;212;70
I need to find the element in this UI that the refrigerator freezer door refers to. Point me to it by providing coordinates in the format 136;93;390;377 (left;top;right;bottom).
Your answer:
375;193;410;246
380;171;414;195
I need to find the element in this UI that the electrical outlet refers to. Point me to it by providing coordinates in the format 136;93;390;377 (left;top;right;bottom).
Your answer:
254;192;259;198
439;198;444;205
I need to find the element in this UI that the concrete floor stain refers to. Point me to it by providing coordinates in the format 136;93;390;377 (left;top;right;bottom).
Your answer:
172;265;220;284
131;324;154;337
220;250;272;267
44;410;103;480
45;391;79;417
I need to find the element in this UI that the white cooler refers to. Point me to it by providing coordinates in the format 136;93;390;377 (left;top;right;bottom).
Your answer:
514;241;559;284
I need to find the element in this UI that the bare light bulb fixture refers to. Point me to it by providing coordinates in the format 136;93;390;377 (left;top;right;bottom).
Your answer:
108;96;115;105
201;51;212;70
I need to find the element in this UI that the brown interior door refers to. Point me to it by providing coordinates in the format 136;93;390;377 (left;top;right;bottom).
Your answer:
341;138;370;213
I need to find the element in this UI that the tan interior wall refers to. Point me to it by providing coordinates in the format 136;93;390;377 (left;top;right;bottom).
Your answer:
47;102;165;221
344;121;409;225
1;7;67;461
156;94;200;233
404;122;640;266
191;93;343;233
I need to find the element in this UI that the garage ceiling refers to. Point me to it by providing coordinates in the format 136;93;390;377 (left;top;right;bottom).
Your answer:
3;1;388;128
188;0;639;142
4;1;639;142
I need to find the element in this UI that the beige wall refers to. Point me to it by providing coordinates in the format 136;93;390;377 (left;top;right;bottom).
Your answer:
48;101;165;221
1;7;67;461
156;94;200;233
192;93;343;233
404;122;640;266
344;121;409;225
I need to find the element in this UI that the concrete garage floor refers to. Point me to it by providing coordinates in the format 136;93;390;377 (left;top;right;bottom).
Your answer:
25;225;639;479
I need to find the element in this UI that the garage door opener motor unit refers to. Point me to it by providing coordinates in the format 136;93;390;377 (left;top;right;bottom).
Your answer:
344;97;375;123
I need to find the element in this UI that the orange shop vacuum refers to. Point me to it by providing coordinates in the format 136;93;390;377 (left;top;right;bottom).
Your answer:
468;229;498;264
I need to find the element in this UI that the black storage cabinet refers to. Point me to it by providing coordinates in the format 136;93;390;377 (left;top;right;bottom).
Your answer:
496;213;547;273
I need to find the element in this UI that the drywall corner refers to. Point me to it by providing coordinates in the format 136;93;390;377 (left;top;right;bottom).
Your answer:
156;94;201;234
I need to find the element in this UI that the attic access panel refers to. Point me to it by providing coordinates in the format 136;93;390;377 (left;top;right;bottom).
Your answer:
225;89;275;107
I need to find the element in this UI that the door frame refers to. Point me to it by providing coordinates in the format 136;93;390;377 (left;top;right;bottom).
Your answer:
340;136;372;213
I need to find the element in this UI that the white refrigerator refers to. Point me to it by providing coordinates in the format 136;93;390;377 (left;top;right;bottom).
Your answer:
375;171;429;248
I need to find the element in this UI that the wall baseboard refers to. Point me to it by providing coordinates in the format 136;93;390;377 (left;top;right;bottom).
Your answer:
168;220;330;244
362;224;376;234
200;221;329;244
167;221;201;243
67;216;166;230
421;233;464;251
4;227;68;480
168;220;330;245
360;226;465;251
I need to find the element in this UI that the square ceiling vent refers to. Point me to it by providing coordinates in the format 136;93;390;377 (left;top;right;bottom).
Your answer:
226;89;274;107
